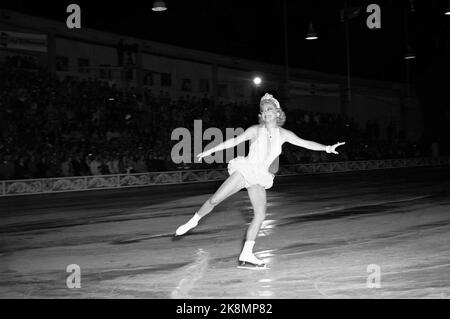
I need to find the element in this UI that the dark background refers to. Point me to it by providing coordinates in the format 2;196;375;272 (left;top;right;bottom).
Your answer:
1;0;449;81
2;0;450;143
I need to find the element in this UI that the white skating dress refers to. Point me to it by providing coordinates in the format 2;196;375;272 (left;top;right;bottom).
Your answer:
228;126;282;189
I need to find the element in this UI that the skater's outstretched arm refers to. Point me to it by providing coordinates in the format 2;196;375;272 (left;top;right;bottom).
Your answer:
197;125;258;160
282;129;345;154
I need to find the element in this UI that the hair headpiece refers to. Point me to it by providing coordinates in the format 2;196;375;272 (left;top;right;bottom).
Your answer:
260;93;280;109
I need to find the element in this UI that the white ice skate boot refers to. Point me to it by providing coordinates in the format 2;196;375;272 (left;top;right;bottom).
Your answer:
174;213;201;236
237;240;268;269
238;253;267;269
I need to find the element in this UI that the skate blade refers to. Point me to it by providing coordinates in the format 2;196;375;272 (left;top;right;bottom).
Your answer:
237;261;269;270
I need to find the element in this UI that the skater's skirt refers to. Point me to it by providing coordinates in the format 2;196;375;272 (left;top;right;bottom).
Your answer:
227;156;274;189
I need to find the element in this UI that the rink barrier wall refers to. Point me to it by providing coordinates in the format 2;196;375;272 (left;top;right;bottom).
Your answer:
1;157;449;197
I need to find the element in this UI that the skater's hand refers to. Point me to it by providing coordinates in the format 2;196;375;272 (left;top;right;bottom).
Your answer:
327;142;346;154
196;150;212;161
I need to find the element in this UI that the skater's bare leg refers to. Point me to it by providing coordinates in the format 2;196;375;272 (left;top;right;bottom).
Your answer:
239;185;267;266
175;172;245;235
245;185;267;241
197;172;245;217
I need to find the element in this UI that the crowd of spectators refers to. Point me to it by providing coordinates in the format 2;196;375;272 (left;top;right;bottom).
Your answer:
0;56;429;180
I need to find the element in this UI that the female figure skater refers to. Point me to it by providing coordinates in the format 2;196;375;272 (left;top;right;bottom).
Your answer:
175;93;345;269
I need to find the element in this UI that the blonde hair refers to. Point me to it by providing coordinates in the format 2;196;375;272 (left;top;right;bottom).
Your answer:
259;99;286;126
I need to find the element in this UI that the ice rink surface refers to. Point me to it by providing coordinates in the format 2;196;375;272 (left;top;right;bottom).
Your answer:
1;166;449;298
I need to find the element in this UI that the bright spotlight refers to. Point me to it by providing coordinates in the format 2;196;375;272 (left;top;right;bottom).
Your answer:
305;23;318;40
152;1;167;11
253;77;262;85
305;35;318;40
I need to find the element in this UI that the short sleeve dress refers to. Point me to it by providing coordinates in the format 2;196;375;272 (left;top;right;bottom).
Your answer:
227;126;282;189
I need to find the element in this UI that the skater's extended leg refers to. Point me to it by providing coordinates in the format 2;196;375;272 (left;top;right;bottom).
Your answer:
175;172;245;236
198;172;246;217
238;185;267;267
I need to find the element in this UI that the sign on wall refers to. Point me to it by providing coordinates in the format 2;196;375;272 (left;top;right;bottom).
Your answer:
0;31;47;52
